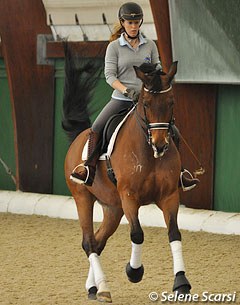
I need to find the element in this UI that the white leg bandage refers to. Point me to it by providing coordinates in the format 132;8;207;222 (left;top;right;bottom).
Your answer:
85;264;96;291
130;242;143;269
89;253;109;292
170;240;185;275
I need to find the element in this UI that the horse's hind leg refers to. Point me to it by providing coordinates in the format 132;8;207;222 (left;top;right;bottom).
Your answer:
94;205;124;254
160;193;191;294
86;205;123;302
73;189;112;302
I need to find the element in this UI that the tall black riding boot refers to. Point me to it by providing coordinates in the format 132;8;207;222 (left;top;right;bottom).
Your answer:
170;124;199;191
70;129;101;186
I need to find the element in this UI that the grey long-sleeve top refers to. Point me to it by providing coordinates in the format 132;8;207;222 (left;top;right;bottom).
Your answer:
104;32;161;101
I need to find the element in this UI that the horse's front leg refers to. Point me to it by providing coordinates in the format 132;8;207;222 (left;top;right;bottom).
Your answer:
121;193;144;283
160;192;191;295
73;189;112;303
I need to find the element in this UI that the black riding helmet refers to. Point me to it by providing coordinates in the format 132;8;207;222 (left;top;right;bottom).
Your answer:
118;2;143;21
118;2;143;39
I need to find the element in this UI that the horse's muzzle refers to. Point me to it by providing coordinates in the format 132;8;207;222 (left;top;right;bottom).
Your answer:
152;142;169;158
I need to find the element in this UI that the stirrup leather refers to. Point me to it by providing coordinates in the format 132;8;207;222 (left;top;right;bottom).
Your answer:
70;164;90;185
180;169;197;192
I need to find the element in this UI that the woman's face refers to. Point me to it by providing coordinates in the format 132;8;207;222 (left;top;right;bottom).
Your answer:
122;19;142;37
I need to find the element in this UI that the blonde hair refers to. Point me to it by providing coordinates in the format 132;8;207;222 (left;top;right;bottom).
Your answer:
109;21;124;42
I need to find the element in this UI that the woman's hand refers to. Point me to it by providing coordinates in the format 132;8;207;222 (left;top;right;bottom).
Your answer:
123;88;139;102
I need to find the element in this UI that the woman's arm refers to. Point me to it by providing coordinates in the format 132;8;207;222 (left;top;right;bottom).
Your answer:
104;42;128;94
111;79;127;94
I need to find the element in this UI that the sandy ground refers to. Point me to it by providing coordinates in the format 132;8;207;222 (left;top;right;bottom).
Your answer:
0;213;239;305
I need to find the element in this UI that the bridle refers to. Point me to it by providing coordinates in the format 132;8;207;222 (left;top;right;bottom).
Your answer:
133;85;174;157
144;85;173;133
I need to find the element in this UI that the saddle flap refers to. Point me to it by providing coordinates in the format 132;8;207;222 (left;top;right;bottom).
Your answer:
101;106;133;153
81;107;135;161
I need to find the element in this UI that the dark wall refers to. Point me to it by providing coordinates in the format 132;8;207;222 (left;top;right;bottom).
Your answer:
0;0;55;193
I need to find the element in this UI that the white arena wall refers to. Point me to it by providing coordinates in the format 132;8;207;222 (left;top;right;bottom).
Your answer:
0;190;240;235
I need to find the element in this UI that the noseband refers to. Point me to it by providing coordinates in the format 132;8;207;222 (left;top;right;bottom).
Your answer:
134;85;174;157
144;85;172;94
143;85;172;133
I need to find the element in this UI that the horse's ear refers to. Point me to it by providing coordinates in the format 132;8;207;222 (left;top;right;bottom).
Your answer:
133;65;146;82
167;61;178;82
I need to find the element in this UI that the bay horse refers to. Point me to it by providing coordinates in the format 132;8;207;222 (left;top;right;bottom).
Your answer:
63;56;191;302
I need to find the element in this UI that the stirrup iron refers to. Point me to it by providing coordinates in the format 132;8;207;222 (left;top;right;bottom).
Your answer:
70;164;90;185
180;169;197;192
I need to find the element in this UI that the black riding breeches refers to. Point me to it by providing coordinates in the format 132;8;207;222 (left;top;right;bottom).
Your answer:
92;98;133;134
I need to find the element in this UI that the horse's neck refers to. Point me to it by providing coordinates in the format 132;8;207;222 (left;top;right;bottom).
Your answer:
125;109;150;152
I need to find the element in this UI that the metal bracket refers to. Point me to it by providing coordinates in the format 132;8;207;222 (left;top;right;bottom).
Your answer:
37;34;54;65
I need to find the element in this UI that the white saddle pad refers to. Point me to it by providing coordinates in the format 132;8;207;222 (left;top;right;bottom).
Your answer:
82;107;134;161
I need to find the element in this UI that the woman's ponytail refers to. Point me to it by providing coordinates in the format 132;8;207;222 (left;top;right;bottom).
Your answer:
109;21;123;42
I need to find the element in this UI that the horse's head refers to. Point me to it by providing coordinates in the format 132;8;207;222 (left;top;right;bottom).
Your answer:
134;62;178;158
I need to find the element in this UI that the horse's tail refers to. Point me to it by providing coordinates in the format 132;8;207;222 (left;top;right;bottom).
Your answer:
62;41;103;143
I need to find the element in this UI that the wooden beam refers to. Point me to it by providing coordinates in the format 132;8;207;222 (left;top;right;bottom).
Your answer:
0;0;55;193
149;0;172;71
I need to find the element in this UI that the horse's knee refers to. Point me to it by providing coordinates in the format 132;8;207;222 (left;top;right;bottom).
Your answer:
82;237;97;256
131;227;144;244
82;240;90;256
96;240;107;256
168;215;181;242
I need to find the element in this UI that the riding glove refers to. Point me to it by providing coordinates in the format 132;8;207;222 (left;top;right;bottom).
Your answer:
123;88;139;103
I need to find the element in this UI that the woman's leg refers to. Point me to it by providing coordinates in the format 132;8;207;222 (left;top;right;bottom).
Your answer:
70;99;132;185
92;98;132;133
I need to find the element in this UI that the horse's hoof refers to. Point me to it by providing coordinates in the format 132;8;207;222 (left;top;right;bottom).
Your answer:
126;262;144;283
97;291;112;303
175;284;191;295
88;286;97;300
173;272;191;295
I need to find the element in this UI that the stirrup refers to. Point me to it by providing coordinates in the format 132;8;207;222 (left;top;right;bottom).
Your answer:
70;164;90;185
180;169;197;192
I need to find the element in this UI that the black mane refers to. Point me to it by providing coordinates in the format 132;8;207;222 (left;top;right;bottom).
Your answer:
138;63;166;91
138;63;165;76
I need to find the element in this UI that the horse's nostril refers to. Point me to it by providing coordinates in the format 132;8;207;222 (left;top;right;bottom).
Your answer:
162;144;169;153
165;136;169;144
152;143;169;158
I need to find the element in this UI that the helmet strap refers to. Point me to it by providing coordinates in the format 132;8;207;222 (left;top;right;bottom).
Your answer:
125;30;139;40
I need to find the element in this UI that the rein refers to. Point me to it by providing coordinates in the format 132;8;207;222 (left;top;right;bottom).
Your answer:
177;132;205;177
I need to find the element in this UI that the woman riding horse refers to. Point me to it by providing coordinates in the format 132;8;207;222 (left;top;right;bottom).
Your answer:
64;60;192;302
70;2;199;191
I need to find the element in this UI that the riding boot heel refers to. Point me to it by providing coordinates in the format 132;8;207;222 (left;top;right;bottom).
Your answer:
70;130;101;186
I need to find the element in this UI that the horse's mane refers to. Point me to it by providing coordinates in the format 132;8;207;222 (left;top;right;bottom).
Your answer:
138;63;166;91
62;42;103;143
138;63;165;76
